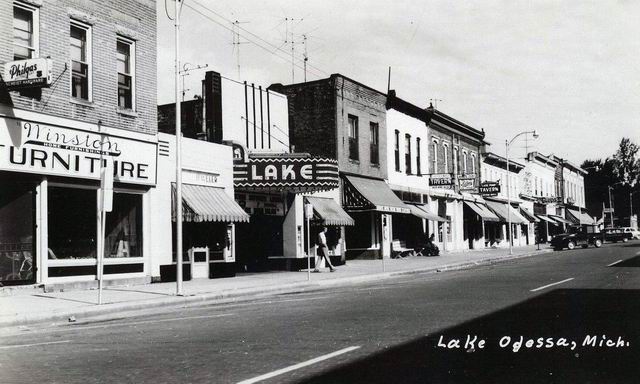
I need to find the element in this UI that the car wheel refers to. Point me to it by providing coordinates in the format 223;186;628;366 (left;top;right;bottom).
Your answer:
594;239;602;248
567;241;576;250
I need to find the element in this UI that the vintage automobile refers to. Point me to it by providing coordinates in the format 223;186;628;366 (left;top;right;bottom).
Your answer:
551;226;603;251
621;227;640;240
603;227;634;243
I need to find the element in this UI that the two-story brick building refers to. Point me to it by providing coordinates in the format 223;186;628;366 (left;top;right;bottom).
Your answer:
272;75;409;260
0;0;157;287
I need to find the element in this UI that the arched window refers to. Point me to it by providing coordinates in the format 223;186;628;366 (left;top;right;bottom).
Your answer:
431;140;438;173
442;144;449;173
471;153;477;174
462;151;468;174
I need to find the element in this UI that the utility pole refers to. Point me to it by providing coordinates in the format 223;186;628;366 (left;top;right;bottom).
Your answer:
284;17;303;83
175;0;183;296
302;34;308;82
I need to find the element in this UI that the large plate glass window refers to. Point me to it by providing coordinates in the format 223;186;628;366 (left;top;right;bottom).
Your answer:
117;37;135;110
105;193;143;258
70;21;91;101
48;187;97;259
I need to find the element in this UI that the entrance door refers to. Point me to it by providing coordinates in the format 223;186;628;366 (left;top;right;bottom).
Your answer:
190;247;209;278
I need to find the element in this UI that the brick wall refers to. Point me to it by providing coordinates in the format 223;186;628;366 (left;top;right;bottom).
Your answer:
0;0;157;135
270;78;336;159
428;120;483;187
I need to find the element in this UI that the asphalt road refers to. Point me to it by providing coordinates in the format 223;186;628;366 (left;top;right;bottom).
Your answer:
2;242;640;384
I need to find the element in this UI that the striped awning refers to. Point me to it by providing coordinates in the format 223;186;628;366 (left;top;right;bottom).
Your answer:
566;209;595;225
409;204;449;222
172;183;250;223
485;200;527;224
520;207;540;223
305;196;355;226
464;201;500;222
549;215;573;225
342;175;411;213
536;214;558;225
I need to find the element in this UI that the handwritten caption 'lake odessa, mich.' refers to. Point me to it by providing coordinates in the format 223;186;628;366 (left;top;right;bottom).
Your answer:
436;334;631;353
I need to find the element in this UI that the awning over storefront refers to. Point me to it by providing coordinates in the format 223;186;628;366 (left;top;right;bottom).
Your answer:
464;201;500;222
485;200;527;224
409;204;449;222
566;209;595;225
342;175;411;214
536;214;558;225
172;183;250;223
520;207;539;223
305;196;355;226
549;215;573;225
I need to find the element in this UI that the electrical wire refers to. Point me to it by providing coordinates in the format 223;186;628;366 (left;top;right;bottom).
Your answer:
164;0;174;21
185;0;329;79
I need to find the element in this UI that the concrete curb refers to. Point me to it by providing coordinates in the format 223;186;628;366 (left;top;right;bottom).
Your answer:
0;249;552;328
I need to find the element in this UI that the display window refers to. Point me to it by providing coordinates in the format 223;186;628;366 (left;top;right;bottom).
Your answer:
0;182;36;285
105;193;143;258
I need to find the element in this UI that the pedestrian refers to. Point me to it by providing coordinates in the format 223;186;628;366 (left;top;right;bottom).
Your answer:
313;227;336;272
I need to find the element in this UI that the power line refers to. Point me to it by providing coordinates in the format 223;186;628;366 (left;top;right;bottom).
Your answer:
186;0;329;79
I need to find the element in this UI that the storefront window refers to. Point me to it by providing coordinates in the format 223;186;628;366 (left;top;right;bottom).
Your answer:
48;187;97;259
105;193;143;258
0;183;35;284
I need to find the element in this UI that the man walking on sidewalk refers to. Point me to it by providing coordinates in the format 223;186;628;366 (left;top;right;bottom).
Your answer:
314;227;336;272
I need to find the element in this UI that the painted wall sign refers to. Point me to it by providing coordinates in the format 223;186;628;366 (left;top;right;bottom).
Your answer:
182;169;221;188
0;118;157;186
458;177;477;192
479;181;501;196
429;173;453;188
3;58;53;89
234;155;339;191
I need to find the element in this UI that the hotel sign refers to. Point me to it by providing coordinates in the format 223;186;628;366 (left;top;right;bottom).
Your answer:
3;58;53;89
233;152;339;191
0;118;157;186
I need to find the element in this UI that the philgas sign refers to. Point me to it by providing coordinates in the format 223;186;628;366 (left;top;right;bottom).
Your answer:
3;58;53;89
479;181;500;196
233;152;339;191
0;118;157;186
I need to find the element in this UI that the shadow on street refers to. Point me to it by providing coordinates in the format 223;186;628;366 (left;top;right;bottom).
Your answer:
299;289;640;384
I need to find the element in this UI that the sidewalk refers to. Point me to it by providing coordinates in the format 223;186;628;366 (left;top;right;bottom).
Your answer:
0;245;552;328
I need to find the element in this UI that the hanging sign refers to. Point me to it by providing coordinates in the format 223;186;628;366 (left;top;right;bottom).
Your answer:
458;177;477;192
479;181;500;196
429;173;453;189
3;58;53;90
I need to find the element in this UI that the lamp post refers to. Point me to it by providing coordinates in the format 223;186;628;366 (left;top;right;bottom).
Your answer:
506;130;539;255
607;181;622;228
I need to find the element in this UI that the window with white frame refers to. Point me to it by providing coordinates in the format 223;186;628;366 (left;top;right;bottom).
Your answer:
13;2;38;60
431;140;438;173
471;154;476;174
117;37;135;109
462;151;468;174
70;21;91;101
442;144;449;173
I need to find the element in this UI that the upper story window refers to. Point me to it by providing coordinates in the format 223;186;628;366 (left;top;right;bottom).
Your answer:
13;2;38;60
416;138;421;175
369;122;379;165
348;115;359;161
394;130;400;171
431;140;438;173
117;37;135;110
70;21;91;101
453;147;459;174
442;144;449;173
462;151;468;174
471;154;477;174
405;134;412;174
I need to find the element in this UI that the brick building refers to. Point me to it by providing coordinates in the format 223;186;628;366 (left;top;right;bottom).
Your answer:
272;75;408;260
0;0;158;286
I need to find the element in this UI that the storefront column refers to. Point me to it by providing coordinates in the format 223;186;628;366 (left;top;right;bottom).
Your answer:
36;178;48;284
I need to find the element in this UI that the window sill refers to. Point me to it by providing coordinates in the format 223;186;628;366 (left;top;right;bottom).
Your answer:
370;163;380;168
70;98;95;108
117;108;138;118
348;159;360;165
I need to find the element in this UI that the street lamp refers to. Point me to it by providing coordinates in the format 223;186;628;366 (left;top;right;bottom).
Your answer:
506;130;539;255
607;181;623;228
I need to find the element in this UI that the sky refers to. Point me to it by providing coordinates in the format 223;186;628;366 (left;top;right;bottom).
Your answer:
156;0;640;165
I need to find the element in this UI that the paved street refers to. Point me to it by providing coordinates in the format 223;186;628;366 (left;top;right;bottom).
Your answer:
2;242;640;383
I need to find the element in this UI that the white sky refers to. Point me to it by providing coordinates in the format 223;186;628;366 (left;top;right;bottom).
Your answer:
157;0;640;165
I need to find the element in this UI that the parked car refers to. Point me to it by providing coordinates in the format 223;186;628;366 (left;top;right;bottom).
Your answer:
603;227;634;243
620;227;640;240
551;227;603;251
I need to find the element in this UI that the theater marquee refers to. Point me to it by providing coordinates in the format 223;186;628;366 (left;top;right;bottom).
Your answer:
233;148;339;192
0;118;157;186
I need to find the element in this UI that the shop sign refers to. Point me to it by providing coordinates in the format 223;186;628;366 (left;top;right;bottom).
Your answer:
234;154;339;191
479;181;500;196
429;173;453;189
0;118;157;186
458;177;477;192
182;169;221;188
536;196;560;204
3;58;53;90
